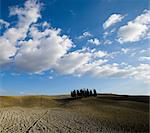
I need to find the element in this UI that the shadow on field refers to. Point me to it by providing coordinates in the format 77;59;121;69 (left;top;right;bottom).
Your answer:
54;97;82;106
97;94;149;103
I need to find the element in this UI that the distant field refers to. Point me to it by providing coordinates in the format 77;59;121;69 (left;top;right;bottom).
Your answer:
0;94;149;133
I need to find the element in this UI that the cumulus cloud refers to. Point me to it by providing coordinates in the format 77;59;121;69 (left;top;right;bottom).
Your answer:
77;31;92;39
93;50;108;58
134;10;150;25
139;56;150;61
103;14;124;29
55;51;91;75
54;47;150;83
15;25;73;73
132;64;150;83
0;0;150;84
0;0;73;73
78;63;150;83
0;37;16;65
9;0;41;28
0;0;41;66
117;10;150;43
87;38;101;45
7;0;41;44
117;22;147;43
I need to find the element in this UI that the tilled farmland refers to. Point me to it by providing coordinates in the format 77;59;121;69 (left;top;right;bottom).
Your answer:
0;107;108;133
0;95;149;133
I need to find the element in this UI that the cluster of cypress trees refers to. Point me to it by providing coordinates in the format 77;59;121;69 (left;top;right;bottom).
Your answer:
71;89;97;98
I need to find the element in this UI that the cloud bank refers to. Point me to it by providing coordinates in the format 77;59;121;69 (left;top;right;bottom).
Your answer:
0;0;150;84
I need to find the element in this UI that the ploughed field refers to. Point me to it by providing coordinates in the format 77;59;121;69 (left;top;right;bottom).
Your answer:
0;94;149;133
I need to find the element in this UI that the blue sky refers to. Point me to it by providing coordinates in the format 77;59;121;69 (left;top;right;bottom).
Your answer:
0;0;150;95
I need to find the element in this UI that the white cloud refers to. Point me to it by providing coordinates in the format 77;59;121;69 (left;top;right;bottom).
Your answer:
81;63;150;83
121;48;130;54
77;31;92;39
117;10;150;44
131;52;136;57
140;49;146;53
132;64;150;83
117;22;147;43
11;73;20;76
0;0;73;73
15;26;73;73
0;0;41;66
93;50;108;58
0;37;16;65
140;48;150;54
103;14;124;29
103;31;109;38
42;22;50;27
0;19;10;28
103;39;112;45
53;47;150;83
55;51;91;75
87;38;101;45
7;0;41;44
0;0;150;84
134;10;150;25
139;56;150;61
103;28;116;38
9;0;41;28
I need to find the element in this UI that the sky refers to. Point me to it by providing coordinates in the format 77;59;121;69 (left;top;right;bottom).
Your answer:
0;0;150;96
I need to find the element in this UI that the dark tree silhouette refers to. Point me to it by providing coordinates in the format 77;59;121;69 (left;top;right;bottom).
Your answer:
71;91;73;97
84;90;86;96
86;89;89;97
83;89;86;97
77;90;80;97
93;89;97;97
90;90;93;96
71;88;97;98
72;90;76;97
74;90;77;97
80;89;83;97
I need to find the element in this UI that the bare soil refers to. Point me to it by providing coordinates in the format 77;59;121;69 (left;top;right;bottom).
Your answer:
0;94;149;133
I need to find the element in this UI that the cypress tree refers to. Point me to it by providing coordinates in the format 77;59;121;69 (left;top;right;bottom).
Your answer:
77;90;80;97
87;89;89;97
90;90;93;96
93;89;97;97
71;91;73;97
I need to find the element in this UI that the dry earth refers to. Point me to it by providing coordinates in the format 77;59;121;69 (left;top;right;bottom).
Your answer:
0;94;149;133
0;107;105;133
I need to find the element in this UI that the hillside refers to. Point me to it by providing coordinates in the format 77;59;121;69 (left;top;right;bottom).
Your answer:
0;94;149;108
0;94;149;132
